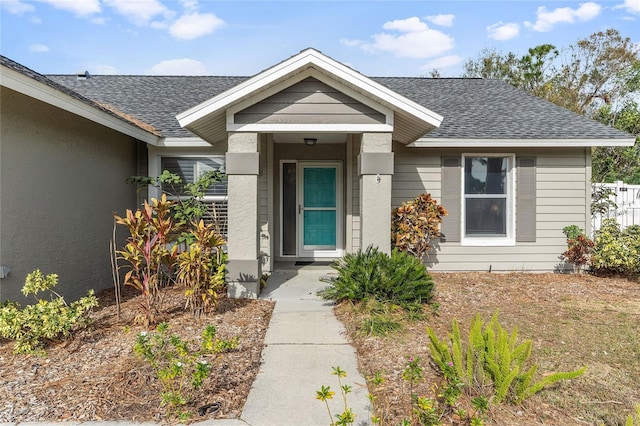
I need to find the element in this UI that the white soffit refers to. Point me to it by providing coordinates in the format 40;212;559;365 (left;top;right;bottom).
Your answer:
176;48;444;133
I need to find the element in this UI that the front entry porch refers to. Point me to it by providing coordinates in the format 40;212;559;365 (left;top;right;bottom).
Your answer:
226;132;394;298
175;50;441;299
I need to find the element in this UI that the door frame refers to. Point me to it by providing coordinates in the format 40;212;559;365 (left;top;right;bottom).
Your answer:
279;160;344;259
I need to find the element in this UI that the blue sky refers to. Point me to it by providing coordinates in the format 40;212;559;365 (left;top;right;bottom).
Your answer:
1;0;639;77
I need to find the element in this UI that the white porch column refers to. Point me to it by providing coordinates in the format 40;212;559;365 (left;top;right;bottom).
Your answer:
359;133;393;254
226;132;261;298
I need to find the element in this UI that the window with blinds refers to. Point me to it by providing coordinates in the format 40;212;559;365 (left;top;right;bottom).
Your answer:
160;156;228;236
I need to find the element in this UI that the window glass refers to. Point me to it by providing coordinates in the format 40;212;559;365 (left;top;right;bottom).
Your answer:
160;156;227;235
464;156;510;239
464;157;507;194
161;157;227;196
465;198;506;236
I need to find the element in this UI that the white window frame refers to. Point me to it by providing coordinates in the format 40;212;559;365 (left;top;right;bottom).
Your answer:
148;151;228;235
461;153;515;246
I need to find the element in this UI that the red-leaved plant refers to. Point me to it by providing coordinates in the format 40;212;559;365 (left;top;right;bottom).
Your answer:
391;193;447;260
560;225;594;274
114;194;180;325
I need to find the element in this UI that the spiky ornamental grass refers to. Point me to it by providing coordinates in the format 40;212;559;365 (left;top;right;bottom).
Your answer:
427;311;586;404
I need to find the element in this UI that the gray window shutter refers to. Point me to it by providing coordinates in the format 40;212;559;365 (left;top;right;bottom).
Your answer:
441;157;461;242
516;157;536;242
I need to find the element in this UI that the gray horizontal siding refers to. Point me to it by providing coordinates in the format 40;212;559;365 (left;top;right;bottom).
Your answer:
235;77;385;125
259;138;269;268
392;147;588;272
351;138;361;252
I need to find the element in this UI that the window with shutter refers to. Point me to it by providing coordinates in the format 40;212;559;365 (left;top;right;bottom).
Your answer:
160;156;228;236
441;154;536;246
461;154;515;245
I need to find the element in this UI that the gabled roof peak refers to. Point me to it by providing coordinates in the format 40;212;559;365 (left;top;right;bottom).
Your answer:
176;48;443;143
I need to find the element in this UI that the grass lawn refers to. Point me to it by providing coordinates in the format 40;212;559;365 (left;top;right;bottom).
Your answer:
336;272;640;425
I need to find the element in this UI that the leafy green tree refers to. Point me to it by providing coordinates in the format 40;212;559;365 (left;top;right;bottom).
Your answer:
462;47;522;86
462;29;640;184
549;29;639;116
592;101;640;184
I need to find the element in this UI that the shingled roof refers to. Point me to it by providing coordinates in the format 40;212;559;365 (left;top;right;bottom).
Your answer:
1;55;160;137
46;72;633;143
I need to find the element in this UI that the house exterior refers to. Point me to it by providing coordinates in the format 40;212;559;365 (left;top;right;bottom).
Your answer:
0;56;161;302
1;49;634;300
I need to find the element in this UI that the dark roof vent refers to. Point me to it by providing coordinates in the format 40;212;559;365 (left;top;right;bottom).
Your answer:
76;71;90;80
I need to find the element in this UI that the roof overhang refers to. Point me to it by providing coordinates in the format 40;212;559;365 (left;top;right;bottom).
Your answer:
1;63;161;145
177;48;443;144
408;137;637;148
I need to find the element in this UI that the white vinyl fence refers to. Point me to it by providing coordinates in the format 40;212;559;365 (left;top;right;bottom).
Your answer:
591;181;640;233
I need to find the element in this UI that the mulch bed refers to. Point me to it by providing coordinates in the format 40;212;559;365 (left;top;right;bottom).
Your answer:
336;272;640;425
0;285;274;424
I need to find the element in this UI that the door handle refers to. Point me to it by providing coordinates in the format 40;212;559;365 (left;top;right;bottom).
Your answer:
299;204;302;214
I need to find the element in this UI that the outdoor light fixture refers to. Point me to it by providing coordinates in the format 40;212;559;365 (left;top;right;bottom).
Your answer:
304;138;317;146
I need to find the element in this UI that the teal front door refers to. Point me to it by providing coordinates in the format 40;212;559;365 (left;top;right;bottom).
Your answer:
296;162;342;258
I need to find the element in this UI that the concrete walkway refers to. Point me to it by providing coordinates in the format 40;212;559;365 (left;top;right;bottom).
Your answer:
240;267;371;426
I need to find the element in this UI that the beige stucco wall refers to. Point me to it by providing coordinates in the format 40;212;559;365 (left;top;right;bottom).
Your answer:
0;87;140;303
391;144;590;272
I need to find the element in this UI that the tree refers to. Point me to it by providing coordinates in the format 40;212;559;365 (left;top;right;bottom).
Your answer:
462;47;522;86
592;100;640;184
462;44;558;96
549;29;639;116
462;29;640;184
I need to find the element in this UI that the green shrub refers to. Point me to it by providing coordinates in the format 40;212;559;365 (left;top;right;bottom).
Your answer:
626;404;640;426
591;219;640;276
0;270;97;354
134;322;239;420
319;246;435;307
427;311;586;404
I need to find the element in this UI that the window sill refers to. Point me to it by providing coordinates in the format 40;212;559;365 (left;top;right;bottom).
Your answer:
461;237;515;247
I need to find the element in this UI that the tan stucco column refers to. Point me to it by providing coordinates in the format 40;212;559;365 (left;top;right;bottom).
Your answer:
359;133;393;254
226;132;261;298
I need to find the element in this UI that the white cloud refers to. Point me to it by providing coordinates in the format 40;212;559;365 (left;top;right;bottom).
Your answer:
359;17;455;59
104;0;173;26
0;0;35;15
339;38;364;47
425;14;455;27
382;16;428;33
180;0;199;13
169;12;224;40
487;22;520;41
88;64;119;75
35;0;101;16
420;55;463;70
149;58;208;75
614;0;640;15
29;43;49;52
524;2;602;32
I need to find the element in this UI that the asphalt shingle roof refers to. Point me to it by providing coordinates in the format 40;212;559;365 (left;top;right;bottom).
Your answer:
47;74;248;138
1;55;160;136
41;73;633;141
375;77;632;140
